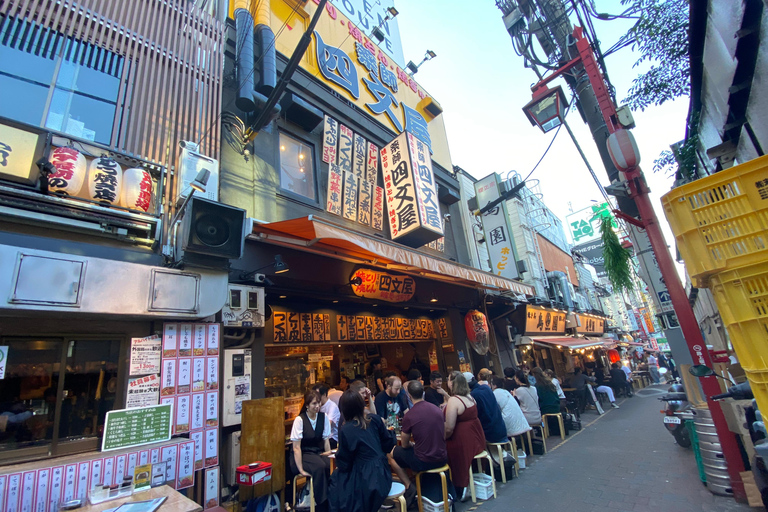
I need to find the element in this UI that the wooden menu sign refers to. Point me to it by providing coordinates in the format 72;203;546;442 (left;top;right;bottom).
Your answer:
576;313;606;335
272;312;331;343
524;305;567;335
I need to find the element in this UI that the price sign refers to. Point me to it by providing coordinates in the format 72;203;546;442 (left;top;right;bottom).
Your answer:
102;404;172;452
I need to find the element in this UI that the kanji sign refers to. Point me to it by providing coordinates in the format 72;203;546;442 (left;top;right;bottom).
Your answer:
474;174;519;279
524;305;567;335
102;404;172;452
350;268;416;302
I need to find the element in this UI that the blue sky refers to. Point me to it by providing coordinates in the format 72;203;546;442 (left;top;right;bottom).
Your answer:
395;0;689;252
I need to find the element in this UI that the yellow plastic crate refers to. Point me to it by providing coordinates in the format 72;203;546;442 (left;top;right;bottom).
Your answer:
661;155;768;287
743;370;768;422
708;262;768;372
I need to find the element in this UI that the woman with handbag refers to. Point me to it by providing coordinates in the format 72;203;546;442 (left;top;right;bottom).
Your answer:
290;390;332;510
329;389;397;512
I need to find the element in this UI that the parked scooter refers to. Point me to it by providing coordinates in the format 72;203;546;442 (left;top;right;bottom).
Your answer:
659;383;694;448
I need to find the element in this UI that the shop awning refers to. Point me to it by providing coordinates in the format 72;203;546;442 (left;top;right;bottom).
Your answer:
248;216;535;295
530;336;606;350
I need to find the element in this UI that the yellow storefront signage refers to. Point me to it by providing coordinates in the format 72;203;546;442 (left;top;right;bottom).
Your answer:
525;305;567;335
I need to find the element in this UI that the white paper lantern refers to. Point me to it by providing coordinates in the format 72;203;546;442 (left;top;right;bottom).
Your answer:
48;147;87;196
121;167;153;212
87;156;122;205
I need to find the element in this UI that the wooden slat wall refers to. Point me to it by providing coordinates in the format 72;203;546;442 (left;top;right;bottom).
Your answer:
0;0;224;173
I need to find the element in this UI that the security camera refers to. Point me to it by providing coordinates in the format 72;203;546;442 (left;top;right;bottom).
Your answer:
443;213;451;221
179;140;199;152
253;273;266;284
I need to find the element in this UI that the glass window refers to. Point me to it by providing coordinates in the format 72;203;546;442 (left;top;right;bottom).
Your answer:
279;133;316;201
0;338;121;458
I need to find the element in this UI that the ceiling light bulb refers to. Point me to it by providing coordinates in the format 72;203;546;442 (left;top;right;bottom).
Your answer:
280;145;285;151
299;154;304;159
300;168;305;173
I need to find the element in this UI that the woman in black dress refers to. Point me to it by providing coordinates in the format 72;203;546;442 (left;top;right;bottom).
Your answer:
290;389;332;509
329;389;397;512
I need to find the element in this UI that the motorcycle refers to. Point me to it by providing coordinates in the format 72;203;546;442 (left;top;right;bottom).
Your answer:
659;383;694;448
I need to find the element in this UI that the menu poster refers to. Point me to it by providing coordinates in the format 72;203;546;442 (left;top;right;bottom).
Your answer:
0;476;5;511
194;325;206;356
161;359;176;397
175;395;190;434
207;324;219;355
126;374;160;409
176;441;195;489
114;455;127;485
191;393;205;431
6;473;20;512
139;450;149;466
205;392;219;428
151;449;160;464
49;467;63;512
76;462;90;501
191;431;204;471
205;428;218;467
206;358;218;390
20;470;35;512
160;445;178;485
126;453;138;485
129;335;162;375
91;459;103;489
179;324;193;357
63;464;76;502
35;469;49;512
102;457;114;487
177;358;192;394
162;324;177;358
161;397;174;410
192;358;205;392
204;467;219;510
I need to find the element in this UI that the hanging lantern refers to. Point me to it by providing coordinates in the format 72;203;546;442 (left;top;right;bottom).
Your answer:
87;156;122;205
464;309;489;355
121;168;153;212
48;147;87;196
608;348;621;364
606;129;641;171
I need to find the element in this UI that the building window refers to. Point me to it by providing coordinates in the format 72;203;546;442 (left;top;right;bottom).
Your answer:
0;16;126;145
279;132;316;201
0;337;121;460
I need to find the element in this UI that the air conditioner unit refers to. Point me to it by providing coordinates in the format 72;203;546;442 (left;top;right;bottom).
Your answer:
223;285;265;327
177;146;219;201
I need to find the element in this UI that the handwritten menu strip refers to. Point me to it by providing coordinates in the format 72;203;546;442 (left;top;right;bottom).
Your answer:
102;404;172;452
277;312;435;343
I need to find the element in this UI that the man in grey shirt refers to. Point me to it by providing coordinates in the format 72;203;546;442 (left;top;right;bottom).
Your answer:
569;367;595;390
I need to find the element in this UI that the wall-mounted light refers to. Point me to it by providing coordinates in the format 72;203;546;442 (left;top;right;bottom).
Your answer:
429;293;438;303
350;276;363;286
407;50;437;76
370;7;399;43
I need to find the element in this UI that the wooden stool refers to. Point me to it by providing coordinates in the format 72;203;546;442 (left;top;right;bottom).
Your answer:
487;440;518;482
467;450;496;502
516;430;534;456
530;424;547;454
542;413;566;440
292;474;315;512
415;464;451;512
387;481;408;512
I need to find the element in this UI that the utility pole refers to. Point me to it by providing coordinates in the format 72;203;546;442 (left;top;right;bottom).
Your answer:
497;0;747;500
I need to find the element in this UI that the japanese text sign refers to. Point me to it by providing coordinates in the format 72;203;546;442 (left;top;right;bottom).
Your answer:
474;174;519;279
101;404;172;452
350;268;415;302
524;305;567;335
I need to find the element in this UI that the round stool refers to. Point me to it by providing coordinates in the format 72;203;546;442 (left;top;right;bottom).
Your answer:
530;424;548;454
387;481;407;512
415;464;451;512
467;450;496;502
292;474;315;512
486;440;518;482
542;412;566;440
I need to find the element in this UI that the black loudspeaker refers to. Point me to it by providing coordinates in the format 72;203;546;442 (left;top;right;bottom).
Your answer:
180;197;246;260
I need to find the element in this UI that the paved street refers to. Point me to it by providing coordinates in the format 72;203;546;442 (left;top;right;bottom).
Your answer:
455;385;755;512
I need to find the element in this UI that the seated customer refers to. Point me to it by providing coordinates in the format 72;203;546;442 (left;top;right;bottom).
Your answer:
593;368;620;409
424;371;450;408
329;390;397;512
532;367;561;415
445;371;486;502
468;372;508;444
389;381;448;494
374;376;408;421
345;380;377;421
513;370;542;426
610;362;633;397
490;376;531;437
313;383;341;449
290;390;332;509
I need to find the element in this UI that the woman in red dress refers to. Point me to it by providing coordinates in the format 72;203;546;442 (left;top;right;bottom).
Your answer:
444;371;486;501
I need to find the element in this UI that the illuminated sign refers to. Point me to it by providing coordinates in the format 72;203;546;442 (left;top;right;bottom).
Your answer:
575;313;606;335
0;123;44;185
524;305;567;335
350;268;416;302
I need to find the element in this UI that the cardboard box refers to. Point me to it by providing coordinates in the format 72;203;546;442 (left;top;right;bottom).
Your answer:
236;462;272;486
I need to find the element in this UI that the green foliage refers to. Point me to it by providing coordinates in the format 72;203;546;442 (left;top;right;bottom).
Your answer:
621;0;690;111
600;217;634;293
653;111;701;181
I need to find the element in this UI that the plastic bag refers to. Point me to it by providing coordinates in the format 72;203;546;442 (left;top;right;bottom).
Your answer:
295;481;312;510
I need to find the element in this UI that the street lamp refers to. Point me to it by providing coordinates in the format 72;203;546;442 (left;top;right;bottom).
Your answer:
406;50;437;76
371;7;399;43
522;85;569;133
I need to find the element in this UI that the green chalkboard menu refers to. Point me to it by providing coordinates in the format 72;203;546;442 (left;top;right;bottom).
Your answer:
101;403;173;452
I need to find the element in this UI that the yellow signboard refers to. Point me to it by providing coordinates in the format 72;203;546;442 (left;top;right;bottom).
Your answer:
350;268;416;302
576;313;606;335
0;123;44;185
525;305;567;335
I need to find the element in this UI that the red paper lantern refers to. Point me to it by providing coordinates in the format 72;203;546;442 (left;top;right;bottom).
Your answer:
608;349;621;364
465;309;489;355
606;129;641;171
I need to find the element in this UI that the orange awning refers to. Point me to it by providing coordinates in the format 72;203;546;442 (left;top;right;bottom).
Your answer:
248;215;535;295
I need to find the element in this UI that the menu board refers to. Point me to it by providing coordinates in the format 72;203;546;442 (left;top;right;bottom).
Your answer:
129;335;162;375
101;404;172;452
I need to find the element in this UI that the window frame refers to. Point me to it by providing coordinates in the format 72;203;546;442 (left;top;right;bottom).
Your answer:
277;130;320;207
0;335;126;465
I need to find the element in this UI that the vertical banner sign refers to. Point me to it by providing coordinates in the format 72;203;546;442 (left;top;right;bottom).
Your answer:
342;171;358;221
366;141;379;184
338;124;354;173
326;164;343;216
353;133;366;180
474;174;520;279
372;186;385;231
629;224;674;314
0;345;7;379
380;132;443;247
204;466;219;509
322;115;338;164
358;179;373;225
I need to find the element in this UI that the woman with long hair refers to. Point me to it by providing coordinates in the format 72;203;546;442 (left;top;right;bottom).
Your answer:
513;370;542;426
531;367;561;415
329;390;396;512
290;389;332;509
444;371;486;501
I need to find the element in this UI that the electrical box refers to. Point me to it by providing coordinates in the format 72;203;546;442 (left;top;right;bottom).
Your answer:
223;348;252;427
222;285;265;327
224;430;242;485
177;146;219;202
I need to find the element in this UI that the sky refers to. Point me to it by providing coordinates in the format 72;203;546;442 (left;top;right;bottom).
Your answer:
395;0;689;254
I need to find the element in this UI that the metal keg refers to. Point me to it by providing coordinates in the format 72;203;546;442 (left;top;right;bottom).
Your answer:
693;406;733;496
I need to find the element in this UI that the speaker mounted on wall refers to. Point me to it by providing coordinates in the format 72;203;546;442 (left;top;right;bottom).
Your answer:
178;197;246;266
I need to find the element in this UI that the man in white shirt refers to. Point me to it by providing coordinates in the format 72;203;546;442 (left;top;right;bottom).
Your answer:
312;383;340;449
327;375;348;408
648;352;661;384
